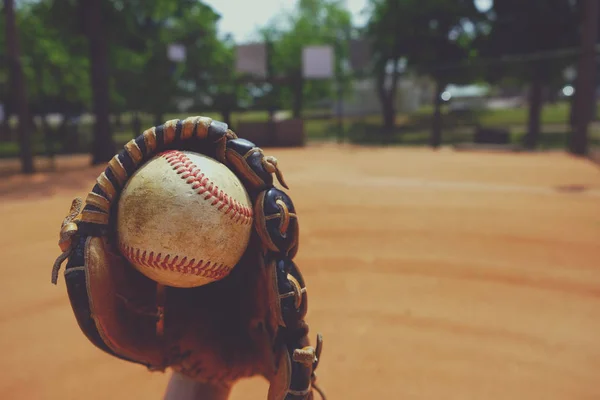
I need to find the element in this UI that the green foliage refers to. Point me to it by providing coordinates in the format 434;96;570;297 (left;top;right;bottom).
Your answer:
1;0;245;120
0;0;90;115
471;0;582;148
175;4;245;113
105;0;254;118
106;0;218;117
2;0;588;159
366;0;485;84
364;0;487;139
259;0;354;114
474;0;581;85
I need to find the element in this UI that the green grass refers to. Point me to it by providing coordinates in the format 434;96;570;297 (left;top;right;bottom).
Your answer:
337;100;600;149
2;101;600;159
412;101;588;127
0;142;20;158
0;137;77;158
479;102;570;126
342;121;600;149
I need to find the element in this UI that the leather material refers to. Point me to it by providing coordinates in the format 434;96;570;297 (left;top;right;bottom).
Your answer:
274;257;308;329
255;189;299;258
162;232;278;385
85;235;165;369
51;116;324;400
225;138;274;190
268;343;292;400
208;120;229;142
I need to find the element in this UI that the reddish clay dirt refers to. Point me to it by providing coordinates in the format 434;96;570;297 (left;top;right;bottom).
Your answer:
1;144;599;399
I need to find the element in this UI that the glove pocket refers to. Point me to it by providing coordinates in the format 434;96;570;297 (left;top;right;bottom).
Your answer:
64;234;166;371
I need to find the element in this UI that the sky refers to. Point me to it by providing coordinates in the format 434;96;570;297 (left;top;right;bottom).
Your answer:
202;0;371;43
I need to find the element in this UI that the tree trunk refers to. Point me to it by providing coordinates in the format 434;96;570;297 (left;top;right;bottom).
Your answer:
430;78;444;148
380;95;395;132
34;63;55;163
57;114;74;152
376;60;399;136
569;89;577;129
132;112;142;137
42;114;57;170
0;113;10;142
83;0;115;164
570;0;599;155
154;113;163;127
221;109;232;127
4;0;35;173
42;115;52;154
291;75;304;119
525;74;544;150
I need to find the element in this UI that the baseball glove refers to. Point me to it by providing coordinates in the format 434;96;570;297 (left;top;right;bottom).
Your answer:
50;116;325;399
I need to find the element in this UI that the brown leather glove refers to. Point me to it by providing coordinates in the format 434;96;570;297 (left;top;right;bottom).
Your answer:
51;117;325;399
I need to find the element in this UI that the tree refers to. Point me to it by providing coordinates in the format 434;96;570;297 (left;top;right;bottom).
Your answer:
2;0;245;163
44;0;184;162
202;36;247;127
407;0;484;147
569;0;598;155
4;0;34;173
46;0;120;163
81;0;115;164
262;0;353;118
174;2;245;125
18;0;90;155
476;0;580;150
0;10;11;141
109;0;234;126
364;0;403;133
366;0;483;142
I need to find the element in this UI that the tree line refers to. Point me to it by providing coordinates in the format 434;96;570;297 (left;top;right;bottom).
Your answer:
1;0;597;173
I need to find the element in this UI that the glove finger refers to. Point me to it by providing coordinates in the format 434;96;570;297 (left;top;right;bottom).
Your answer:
268;256;308;329
254;188;299;258
225;138;275;191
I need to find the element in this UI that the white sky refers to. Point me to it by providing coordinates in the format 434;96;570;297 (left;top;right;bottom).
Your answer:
202;0;371;43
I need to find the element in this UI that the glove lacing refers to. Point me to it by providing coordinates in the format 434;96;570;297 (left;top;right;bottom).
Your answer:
51;197;83;284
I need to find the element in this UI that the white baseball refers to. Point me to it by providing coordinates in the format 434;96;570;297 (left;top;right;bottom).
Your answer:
116;150;253;288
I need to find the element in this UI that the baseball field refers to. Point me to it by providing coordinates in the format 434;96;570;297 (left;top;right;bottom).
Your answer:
1;144;599;399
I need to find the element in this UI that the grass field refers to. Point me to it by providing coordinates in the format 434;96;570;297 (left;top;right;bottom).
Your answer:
0;145;599;399
2;101;600;159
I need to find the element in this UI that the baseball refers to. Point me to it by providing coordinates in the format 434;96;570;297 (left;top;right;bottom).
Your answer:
116;150;253;288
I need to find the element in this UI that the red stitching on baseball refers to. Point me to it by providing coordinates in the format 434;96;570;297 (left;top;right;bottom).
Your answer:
161;150;253;225
121;245;232;280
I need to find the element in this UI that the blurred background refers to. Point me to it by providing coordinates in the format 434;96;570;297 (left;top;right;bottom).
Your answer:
2;0;600;172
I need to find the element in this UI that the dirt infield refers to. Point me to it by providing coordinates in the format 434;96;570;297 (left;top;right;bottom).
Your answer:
1;144;599;399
